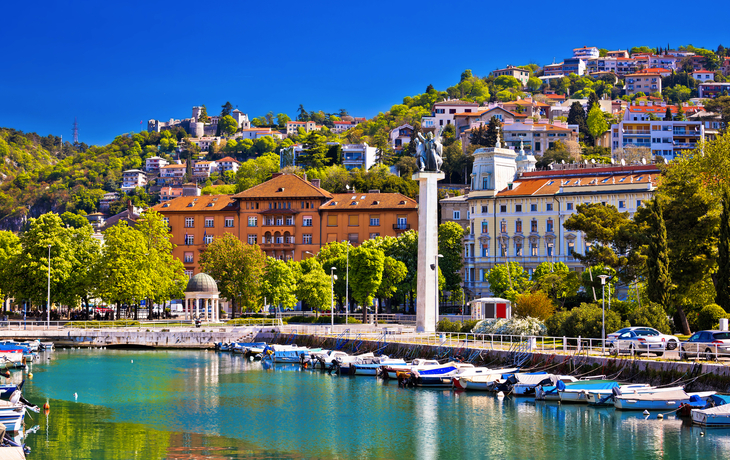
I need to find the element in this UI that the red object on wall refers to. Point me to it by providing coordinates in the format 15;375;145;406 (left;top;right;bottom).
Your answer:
496;303;507;318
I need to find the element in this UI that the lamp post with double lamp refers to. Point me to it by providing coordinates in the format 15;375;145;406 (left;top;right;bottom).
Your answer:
330;267;337;328
47;244;51;328
343;241;350;326
598;274;610;353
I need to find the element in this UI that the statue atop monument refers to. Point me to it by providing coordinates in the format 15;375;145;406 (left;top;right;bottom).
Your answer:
279;146;294;169
415;130;443;172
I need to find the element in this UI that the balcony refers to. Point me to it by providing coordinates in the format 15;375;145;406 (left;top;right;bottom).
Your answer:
393;223;411;231
259;242;295;250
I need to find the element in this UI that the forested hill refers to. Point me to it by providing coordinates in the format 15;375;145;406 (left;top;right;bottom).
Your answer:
0;127;188;231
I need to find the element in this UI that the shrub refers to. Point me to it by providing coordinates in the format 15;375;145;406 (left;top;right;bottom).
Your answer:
226;318;289;326
460;320;480;333
628;302;671;334
471;317;547;336
514;291;556;320
437;318;462;332
544;303;626;338
697;304;728;330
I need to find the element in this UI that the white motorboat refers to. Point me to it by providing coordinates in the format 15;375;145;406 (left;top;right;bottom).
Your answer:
614;389;715;411
381;359;441;379
452;368;519;390
513;375;578;396
312;350;350;369
0;399;26;432
586;385;684;406
353;357;406;376
692;404;730;427
413;363;478;387
335;353;375;375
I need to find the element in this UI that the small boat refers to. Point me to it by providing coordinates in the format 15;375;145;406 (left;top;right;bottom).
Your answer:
334;353;375;375
513;375;578;396
413;363;476;387
453;368;520;391
381;359;441;379
312;350;350;370
353;357;406;376
692;395;730;427
614;389;715;411
586;385;684;406
264;346;322;364
0;351;24;369
0;398;27;432
536;380;620;402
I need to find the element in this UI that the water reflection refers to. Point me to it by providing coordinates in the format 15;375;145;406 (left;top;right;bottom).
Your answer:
17;350;730;459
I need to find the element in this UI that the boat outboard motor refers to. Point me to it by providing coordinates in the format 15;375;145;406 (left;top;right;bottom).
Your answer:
612;386;622;398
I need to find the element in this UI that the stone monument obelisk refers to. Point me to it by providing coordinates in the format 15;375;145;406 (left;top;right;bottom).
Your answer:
412;131;445;333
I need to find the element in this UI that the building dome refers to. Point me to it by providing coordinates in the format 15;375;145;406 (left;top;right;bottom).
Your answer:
185;273;218;293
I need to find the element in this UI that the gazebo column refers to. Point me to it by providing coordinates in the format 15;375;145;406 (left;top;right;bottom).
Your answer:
195;298;199;319
205;298;210;321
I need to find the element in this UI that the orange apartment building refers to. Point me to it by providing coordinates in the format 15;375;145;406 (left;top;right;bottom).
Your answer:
152;173;418;275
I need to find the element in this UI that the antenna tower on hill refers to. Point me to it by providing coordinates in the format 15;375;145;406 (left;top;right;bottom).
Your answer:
72;117;79;144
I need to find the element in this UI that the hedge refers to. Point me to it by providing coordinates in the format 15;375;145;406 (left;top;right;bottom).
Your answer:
65;320;140;328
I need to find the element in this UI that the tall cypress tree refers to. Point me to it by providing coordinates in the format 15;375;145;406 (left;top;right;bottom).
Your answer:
646;198;672;308
716;189;730;310
484;116;501;147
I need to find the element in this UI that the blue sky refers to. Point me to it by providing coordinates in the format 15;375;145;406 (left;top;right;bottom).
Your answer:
2;1;728;146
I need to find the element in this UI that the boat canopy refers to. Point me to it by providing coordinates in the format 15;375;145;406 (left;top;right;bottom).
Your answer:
617;389;689;401
710;394;730;406
696;404;730;415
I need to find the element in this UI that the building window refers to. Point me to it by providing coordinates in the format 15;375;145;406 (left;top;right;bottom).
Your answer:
568;241;575;258
349;215;359;226
286;217;294;226
248;216;257;227
328;216;337;227
369;233;380;239
500;221;507;233
515;242;523;257
348;233;358;244
247;234;257;245
185;217;195;228
303;217;313;227
204;234;213;245
546;219;554;232
515;220;522;233
225;217;234;228
531;242;538;256
185;270;194;279
619;200;626;209
453;211;461;220
162;217;169;226
547;244;553;257
185;234;194;245
396;216;407;230
531;220;538;233
500;205;507;213
500;244;507;257
303;234;312;244
566;202;573;211
205;218;214;228
546;203;553;211
482;244;488;257
637;200;642;208
481;222;488;234
530;204;537;212
482;177;488;190
515;204;522;213
370;215;380;226
481;205;488;213
184;252;194;263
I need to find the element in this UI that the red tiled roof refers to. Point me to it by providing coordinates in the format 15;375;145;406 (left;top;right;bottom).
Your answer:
232;174;333;200
217;156;240;163
152;195;239;212
323;193;417;210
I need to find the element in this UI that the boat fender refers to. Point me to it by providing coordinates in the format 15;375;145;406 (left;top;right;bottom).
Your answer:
657;414;664;419
643;410;650;416
28;373;33;380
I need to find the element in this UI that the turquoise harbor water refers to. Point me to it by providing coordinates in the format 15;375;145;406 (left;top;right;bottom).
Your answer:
16;349;730;459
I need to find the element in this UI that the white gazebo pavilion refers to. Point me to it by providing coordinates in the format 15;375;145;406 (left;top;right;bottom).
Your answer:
184;273;220;322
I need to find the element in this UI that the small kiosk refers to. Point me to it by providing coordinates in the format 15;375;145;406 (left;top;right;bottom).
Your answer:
468;297;512;321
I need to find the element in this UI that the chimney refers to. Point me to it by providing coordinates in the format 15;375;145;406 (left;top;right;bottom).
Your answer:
303;173;307;182
311;179;321;188
127;199;133;216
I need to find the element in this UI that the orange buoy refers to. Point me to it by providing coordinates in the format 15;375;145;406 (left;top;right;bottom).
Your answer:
43;402;50;410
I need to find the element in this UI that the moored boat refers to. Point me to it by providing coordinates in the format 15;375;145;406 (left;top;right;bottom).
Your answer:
614;389;715;411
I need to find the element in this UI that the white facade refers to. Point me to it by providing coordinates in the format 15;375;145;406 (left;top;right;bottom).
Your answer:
145;156;168;172
573;46;599;59
217;157;240;174
342;143;377;171
693;70;715;82
121;169;147;193
422;100;480;129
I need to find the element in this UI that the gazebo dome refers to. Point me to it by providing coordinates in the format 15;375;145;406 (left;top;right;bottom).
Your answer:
186;273;218;293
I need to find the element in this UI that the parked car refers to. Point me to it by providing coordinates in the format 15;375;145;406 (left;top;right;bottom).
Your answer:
607;327;680;356
680;330;730;360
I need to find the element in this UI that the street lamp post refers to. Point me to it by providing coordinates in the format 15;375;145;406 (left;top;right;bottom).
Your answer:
598;275;610;353
47;244;51;328
345;242;350;326
330;267;337;328
435;254;443;323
